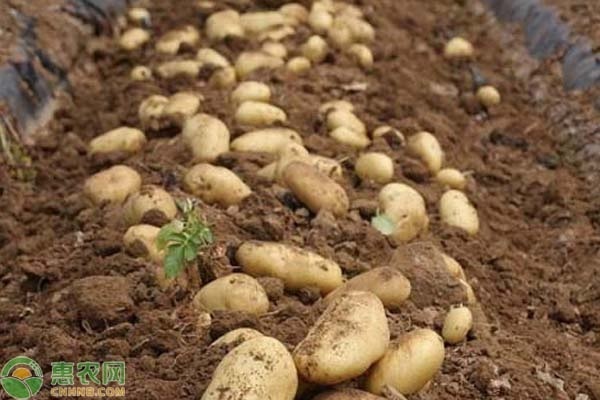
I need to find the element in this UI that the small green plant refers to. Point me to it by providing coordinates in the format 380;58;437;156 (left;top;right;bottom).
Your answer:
156;198;213;279
371;211;395;235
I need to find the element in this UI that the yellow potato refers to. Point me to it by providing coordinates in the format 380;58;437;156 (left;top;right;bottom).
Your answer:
378;183;428;243
193;273;270;315
274;143;310;181
235;101;287;126
287;57;312;74
184;163;251;206
205;10;244;41
294;291;390;385
435;168;466;190
309;155;343;179
327;109;366;136
231;81;271;104
123;224;163;264
441;253;466;280
236;241;343;294
308;5;333;34
127;7;150;24
327;17;353;49
476;85;501;107
257;25;295;42
313;389;384;400
301;35;329;63
261;41;288;59
319;99;354;114
235;51;284;78
407;131;444;173
444;37;474;59
84;165;141;205
156;26;200;54
372;126;405;144
119;28;150;50
283;161;349;217
355;152;394;183
329;126;370;148
122;185;177;226
240;12;289;35
459;279;477;304
89;127;146;155
201;336;298;400
442;305;473;344
439;190;479;235
162;92;202;126
325;267;410;311
347;44;373;69
231;128;302;154
279;3;309;24
209;66;237;88
182;113;230;163
157;60;201;79
367;328;445;395
197;48;230;68
139;95;169;128
343;16;375;43
210;328;264;348
130;65;153;81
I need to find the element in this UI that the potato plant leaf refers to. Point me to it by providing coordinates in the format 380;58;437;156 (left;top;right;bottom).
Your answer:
371;213;396;235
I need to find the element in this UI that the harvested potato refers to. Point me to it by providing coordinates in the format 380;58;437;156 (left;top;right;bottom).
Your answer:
294;291;390;384
236;241;343;294
372;126;405;143
274;143;310;181
279;3;309;24
367;328;445;395
309;155;343;179
193;273;269;315
283;161;349;217
241;12;288;35
210;328;264;348
325;267;410;310
231;128;302;154
139;95;169;128
84;165;141;205
355;153;393;183
444;36;474;59
162;92;202;124
348;44;373;69
436;168;466;190
128;7;150;25
439;190;479;235
130;65;153;81
197;48;230;68
308;5;333;34
262;41;288;59
156;26;200;54
330;126;370;148
327;18;353;49
235;101;287;126
476;85;501;107
441;253;466;280
235;51;284;78
231;81;271;104
319;99;354;114
157;60;201;79
343;16;375;43
119;28;150;50
407;131;444;173
327;109;366;136
184;163;251;206
287;57;311;74
89;127;146;156
209;66;237;88
460;279;477;304
258;25;295;42
123;224;163;264
182;113;230;163
201;336;297;400
313;389;384;400
205;10;244;40
378;183;428;243
123;185;177;226
301;35;329;63
442;306;473;344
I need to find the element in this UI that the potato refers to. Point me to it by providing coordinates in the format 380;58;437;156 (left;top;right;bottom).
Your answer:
301;35;329;63
205;10;244;41
119;28;150;50
193;273;269;315
348;44;373;69
441;253;466;280
319;99;354;114
241;12;288;35
231;81;271;104
184;164;251;206
274;143;310;181
210;328;264;348
128;7;150;24
367;328;445;395
156;26;200;54
89;127;146;156
294;291;390;385
476;85;501;107
460;279;477;304
257;162;277;180
139;95;169;128
378;183;428;243
343;17;375;43
329;126;370;148
201;336;297;400
407;131;444;173
309;155;343;179
130;65;153;81
313;390;384;400
182;113;230;163
235;101;287;126
157;60;201;79
262;41;288;59
236;241;343;294
355;152;394;183
325;267;410;310
287;57;311;74
443;37;474;59
327;109;366;136
439;190;479;235
235;51;284;78
435;168;466;190
123;224;163;264
197;48;230;68
279;3;308;24
84;165;141;205
258;25;295;42
442;306;473;344
123;185;177;226
283;161;349;217
231;128;302;154
327;18;353;49
209;66;237;88
162;92;202;125
308;5;333;34
372;126;405;143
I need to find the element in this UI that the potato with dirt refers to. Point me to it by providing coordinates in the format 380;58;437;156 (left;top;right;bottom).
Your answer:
378;183;429;243
235;51;284;78
156;26;199;54
202;336;298;400
157;60;201;79
197;48;230;69
236;241;343;294
329;126;370;148
193;273;270;315
442;305;473;344
184;164;252;207
122;185;177;226
162;92;202;125
240;11;290;36
235;101;287;126
439;190;479;235
327;109;366;136
294;291;390;385
301;35;329;63
84;165;142;205
355;152;394;183
139;95;169;129
205;10;244;41
231;128;303;154
123;224;163;264
88;127;146;156
231;81;272;104
182;113;230;163
407;131;444;173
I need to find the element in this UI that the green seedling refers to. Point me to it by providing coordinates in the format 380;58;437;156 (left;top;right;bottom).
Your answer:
371;212;395;235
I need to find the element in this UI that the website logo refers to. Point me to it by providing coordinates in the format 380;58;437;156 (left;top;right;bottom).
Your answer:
0;356;43;400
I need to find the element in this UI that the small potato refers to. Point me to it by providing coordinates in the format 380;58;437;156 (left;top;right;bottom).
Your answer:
441;253;466;280
439;190;479;235
157;60;201;79
209;66;237;88
89;127;146;156
378;183;428;243
476;85;501;107
262;41;288;59
372;126;405;143
301;35;329;63
184;163;251;206
123;224;163;264
367;328;445;395
308;5;333;34
235;51;284;78
327;109;366;136
279;3;308;24
205;10;244;41
139;95;169;128
128;7;150;25
119;28;150;50
343;16;375;43
407;131;444;173
283;161;349;217
201;337;297;400
287;57;311;74
231;128;302;154
347;44;373;69
193;273;269;315
330;126;370;149
313;389;384;400
240;12;288;35
84;165;141;205
210;328;264;348
197;48;230;68
236;241;343;294
258;25;295;42
442;306;473;344
235;101;287;126
444;36;474;59
122;185;177;226
327;18;353;49
355;153;394;183
182;113;230;163
294;291;390;385
325;267;410;310
156;26;200;54
130;65;153;81
163;92;202;124
435;168;466;190
319;99;354;114
231;81;271;105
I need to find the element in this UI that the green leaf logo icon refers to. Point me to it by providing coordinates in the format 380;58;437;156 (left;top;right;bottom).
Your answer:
1;356;43;399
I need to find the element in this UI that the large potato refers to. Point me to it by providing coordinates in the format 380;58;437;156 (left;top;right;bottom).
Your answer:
89;127;146;155
294;291;390;385
122;185;177;226
439;190;479;235
84;165;142;205
236;241;342;294
235;101;287;126
184;164;252;207
313;390;384;400
325;267;410;311
407;131;444;173
182;114;230;163
231;81;271;104
231;128;302;154
366;328;445;395
210;328;264;348
193;273;269;315
378;183;428;243
202;336;298;400
205;10;244;41
355;152;394;184
235;51;284;79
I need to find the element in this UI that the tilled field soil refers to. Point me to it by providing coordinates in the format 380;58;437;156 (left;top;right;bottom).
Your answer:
1;0;599;399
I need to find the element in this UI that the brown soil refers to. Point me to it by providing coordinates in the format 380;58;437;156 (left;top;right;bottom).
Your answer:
1;0;599;399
